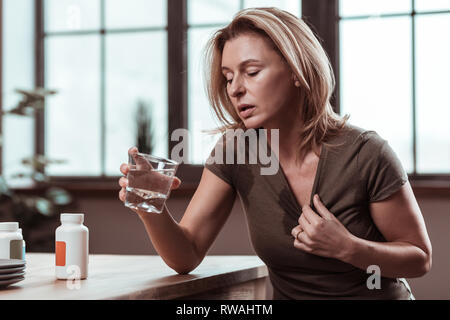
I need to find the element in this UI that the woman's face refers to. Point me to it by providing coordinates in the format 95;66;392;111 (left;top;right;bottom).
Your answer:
221;32;300;129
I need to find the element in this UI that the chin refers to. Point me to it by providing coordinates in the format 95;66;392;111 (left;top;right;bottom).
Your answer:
242;116;265;130
242;122;260;130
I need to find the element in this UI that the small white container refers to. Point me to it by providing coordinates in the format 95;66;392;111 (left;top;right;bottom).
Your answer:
0;222;23;260
55;213;89;280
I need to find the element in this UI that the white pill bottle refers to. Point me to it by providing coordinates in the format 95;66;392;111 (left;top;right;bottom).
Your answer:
0;222;23;259
55;213;89;280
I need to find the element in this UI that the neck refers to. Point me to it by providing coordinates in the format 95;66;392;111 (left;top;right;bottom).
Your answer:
264;126;300;163
264;121;321;166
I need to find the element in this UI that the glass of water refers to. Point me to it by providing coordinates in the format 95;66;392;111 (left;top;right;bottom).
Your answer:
124;152;179;214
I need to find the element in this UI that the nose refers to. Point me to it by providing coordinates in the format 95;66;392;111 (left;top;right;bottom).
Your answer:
228;75;245;98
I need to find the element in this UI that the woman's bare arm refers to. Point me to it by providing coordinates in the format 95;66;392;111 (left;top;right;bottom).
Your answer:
119;166;236;274
343;181;432;278
178;168;237;261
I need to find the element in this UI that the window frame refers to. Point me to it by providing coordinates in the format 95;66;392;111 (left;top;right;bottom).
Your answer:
332;0;450;184
0;0;448;196
33;0;205;193
0;0;3;174
35;0;172;178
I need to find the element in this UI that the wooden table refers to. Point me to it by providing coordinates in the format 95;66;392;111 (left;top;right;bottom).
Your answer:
0;253;268;300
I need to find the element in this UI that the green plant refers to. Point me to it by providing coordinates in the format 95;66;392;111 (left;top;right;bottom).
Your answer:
135;99;154;154
0;88;76;251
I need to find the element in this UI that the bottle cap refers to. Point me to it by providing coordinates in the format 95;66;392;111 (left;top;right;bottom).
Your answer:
60;213;84;224
0;222;19;232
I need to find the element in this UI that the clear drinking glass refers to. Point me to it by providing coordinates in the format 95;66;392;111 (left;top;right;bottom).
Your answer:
124;153;179;214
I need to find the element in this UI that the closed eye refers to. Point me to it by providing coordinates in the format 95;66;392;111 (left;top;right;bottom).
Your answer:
225;71;259;85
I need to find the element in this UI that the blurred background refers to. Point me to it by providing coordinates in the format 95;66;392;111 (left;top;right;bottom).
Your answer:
0;0;449;299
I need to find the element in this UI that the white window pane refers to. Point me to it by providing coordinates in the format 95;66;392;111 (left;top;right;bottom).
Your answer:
105;32;168;175
2;117;34;187
105;0;167;29
416;0;450;12
416;14;450;173
45;35;101;176
44;0;100;32
244;0;301;17
2;0;35;187
340;17;413;173
188;28;223;164
339;0;411;17
188;0;240;25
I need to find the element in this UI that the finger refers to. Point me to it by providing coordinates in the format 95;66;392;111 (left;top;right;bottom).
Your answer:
293;234;314;252
293;240;311;252
128;146;138;155
298;211;310;227
119;176;128;188
300;205;313;224
313;194;334;220
291;225;303;238
120;163;129;175
128;147;153;171
171;177;181;190
293;241;315;255
127;146;139;166
119;188;126;202
302;203;322;226
298;214;314;237
296;229;315;247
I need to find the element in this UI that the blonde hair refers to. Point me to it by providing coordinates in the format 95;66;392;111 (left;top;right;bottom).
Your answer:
203;7;350;163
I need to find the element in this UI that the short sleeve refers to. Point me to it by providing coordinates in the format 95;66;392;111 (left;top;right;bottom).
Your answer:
357;131;408;202
204;133;236;187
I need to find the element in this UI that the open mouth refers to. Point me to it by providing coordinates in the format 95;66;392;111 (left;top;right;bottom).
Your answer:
239;105;256;118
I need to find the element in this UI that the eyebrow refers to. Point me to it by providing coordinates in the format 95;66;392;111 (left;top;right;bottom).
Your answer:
221;59;261;72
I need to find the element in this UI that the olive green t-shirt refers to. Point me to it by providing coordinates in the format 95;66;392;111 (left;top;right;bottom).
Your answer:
204;123;413;300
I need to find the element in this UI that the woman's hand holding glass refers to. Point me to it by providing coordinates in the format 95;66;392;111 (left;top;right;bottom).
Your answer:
118;147;181;213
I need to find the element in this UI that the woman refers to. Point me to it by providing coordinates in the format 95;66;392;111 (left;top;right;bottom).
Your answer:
118;7;432;299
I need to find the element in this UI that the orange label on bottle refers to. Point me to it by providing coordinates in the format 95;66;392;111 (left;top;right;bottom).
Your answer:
56;241;66;266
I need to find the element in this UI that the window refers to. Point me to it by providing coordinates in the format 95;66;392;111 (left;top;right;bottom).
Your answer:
31;0;302;174
43;0;168;177
44;0;302;175
339;0;450;175
187;0;302;164
2;0;448;189
1;0;35;187
415;11;450;173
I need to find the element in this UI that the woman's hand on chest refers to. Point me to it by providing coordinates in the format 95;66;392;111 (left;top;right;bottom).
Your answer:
291;194;356;261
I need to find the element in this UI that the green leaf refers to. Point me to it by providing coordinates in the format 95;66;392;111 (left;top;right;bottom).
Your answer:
35;197;53;216
46;187;72;206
